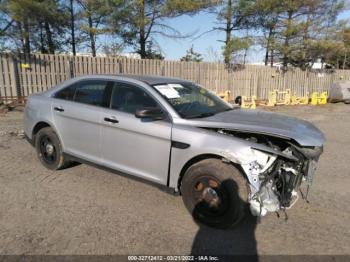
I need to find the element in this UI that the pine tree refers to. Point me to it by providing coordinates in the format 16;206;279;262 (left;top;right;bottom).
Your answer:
213;0;257;64
180;45;203;62
1;0;68;55
77;0;115;57
111;0;216;59
253;0;345;70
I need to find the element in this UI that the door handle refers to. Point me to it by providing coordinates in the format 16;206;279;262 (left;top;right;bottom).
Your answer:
54;107;64;112
104;117;119;124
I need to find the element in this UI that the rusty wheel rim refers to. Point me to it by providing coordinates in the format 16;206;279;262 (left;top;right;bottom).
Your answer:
191;176;229;217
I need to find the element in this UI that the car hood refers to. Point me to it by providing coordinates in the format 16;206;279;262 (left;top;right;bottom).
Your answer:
185;109;325;147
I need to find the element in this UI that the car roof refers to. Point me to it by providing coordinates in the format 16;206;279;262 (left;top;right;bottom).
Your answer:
116;74;192;85
76;74;192;85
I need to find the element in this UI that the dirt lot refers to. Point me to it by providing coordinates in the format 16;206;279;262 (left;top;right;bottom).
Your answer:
0;104;349;256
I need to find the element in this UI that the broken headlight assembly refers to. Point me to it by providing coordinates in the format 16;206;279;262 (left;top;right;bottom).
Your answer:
214;128;322;218
242;146;321;218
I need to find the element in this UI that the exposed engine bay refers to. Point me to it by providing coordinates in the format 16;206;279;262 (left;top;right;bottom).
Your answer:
216;129;323;217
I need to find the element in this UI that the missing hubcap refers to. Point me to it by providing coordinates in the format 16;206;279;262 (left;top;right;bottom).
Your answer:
202;187;221;208
45;144;54;155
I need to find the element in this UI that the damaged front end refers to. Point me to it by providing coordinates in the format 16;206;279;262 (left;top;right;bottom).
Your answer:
218;129;323;217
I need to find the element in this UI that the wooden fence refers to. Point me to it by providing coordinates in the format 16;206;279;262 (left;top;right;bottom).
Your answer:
1;53;350;103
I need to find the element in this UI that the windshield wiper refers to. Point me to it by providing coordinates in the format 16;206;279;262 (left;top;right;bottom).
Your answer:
186;112;216;119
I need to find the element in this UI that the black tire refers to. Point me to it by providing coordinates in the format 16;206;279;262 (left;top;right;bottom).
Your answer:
344;99;350;104
35;127;68;170
235;96;242;106
181;159;249;229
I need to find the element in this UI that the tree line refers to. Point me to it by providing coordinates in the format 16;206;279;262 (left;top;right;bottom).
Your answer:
0;0;349;70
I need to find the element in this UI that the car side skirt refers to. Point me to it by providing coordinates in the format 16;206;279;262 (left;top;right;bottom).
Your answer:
63;153;179;196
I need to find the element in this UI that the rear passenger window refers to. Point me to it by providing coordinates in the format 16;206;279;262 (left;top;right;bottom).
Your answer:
111;82;159;114
74;81;108;106
54;84;77;101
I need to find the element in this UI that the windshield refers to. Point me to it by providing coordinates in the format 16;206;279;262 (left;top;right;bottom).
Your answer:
152;82;232;119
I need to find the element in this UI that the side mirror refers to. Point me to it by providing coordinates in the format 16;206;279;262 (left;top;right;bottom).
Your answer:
135;107;165;120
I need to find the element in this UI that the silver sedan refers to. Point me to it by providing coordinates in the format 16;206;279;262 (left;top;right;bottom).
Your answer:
24;74;325;228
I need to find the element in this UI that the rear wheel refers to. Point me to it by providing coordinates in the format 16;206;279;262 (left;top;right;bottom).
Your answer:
181;159;249;229
35;127;69;170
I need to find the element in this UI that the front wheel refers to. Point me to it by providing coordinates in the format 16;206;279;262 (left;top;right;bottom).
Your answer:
35;127;69;170
181;159;249;229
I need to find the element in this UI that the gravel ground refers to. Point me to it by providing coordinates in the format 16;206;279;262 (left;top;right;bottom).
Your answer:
0;104;349;256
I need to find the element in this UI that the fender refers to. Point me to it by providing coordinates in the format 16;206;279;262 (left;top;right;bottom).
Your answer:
168;124;294;189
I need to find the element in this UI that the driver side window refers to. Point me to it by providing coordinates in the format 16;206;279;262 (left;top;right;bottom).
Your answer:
110;82;159;114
